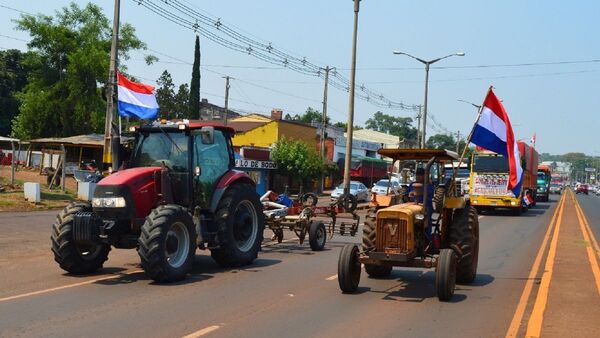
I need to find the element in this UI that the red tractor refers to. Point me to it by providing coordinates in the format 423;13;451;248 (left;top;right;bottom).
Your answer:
51;121;264;282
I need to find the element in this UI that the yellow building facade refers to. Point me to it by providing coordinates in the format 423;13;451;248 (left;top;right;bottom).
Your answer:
232;120;317;148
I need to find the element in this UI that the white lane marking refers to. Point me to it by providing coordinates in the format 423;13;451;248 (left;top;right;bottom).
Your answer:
325;275;338;281
182;325;222;338
0;269;143;303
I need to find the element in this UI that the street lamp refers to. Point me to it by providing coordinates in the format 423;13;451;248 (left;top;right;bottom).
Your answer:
393;51;465;148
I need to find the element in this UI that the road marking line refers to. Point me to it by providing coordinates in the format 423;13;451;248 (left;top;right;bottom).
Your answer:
572;198;600;260
572;196;600;295
505;192;565;338
181;325;222;338
0;269;144;303
325;274;338;281
524;189;567;338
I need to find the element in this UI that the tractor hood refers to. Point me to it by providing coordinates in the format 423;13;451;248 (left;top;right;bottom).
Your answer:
94;167;160;219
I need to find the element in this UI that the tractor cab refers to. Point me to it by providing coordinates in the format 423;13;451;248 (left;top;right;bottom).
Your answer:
338;148;479;301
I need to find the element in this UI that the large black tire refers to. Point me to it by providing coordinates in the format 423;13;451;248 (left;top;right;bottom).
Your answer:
436;248;457;301
448;206;479;284
210;184;265;267
432;186;446;213
362;219;392;278
339;193;358;213
51;201;111;274
338;244;361;293
138;205;196;282
309;220;326;251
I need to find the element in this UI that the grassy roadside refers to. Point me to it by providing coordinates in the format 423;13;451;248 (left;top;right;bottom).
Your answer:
0;176;76;212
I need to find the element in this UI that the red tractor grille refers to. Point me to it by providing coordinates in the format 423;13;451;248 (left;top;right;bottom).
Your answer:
376;218;408;254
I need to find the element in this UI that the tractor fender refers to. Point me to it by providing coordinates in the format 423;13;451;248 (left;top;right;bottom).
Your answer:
210;170;257;212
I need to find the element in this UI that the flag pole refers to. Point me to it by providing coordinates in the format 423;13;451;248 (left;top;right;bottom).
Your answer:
451;85;494;193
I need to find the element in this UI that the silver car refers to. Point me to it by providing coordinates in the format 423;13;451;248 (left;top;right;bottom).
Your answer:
371;179;400;195
331;181;369;202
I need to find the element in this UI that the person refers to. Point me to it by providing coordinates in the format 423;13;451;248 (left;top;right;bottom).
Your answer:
407;167;434;239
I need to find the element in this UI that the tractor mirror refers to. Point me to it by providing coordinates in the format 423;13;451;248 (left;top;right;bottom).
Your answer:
199;126;214;144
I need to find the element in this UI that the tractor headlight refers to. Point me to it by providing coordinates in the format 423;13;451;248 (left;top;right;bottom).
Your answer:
415;214;425;221
92;197;126;208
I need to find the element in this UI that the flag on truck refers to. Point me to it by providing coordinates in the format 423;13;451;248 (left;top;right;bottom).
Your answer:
469;88;523;196
117;72;159;119
530;132;536;147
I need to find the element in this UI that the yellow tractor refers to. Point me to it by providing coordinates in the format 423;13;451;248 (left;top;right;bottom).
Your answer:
337;149;479;301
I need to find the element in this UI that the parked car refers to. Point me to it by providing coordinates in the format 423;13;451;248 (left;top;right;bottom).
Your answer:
371;179;400;195
331;181;369;202
576;184;589;195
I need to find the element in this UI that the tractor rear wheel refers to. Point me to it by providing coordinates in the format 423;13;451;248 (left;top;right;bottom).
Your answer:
436;248;457;301
211;184;265;267
51;201;111;274
138;205;196;282
432;186;446;213
448;206;479;284
338;244;361;293
309;220;326;251
362;219;392;278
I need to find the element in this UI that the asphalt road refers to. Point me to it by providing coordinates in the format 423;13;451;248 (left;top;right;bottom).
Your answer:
0;192;598;338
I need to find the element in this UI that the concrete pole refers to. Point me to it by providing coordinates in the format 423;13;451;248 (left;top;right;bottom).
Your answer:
456;130;461;153
320;66;331;193
416;105;422;148
421;63;430;149
60;144;66;193
223;76;230;125
103;0;120;171
343;0;360;195
10;141;15;185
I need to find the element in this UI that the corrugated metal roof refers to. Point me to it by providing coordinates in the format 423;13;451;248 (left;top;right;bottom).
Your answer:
29;134;105;147
0;136;19;143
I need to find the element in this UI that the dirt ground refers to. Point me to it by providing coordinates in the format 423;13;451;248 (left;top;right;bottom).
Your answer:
0;165;76;212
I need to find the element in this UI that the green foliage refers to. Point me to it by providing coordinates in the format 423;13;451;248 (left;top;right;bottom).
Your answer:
189;35;201;119
11;2;146;139
173;83;190;119
156;70;175;119
365;111;417;140
298;107;329;124
0;49;32;136
426;133;456;150
271;137;324;180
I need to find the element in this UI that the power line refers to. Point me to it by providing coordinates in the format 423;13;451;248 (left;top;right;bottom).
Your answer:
133;0;418;111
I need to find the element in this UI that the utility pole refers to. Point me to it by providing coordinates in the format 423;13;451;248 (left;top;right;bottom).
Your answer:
416;105;422;148
223;76;231;125
102;0;120;171
456;130;461;153
343;0;360;195
320;66;332;193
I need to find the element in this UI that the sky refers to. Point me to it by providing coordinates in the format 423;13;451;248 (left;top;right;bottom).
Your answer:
1;0;599;155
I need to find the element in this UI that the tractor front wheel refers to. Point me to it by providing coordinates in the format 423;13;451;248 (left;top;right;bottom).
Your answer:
51;202;111;274
338;244;361;293
309;220;326;251
138;205;196;282
362;219;392;278
436;248;457;301
211;184;265;267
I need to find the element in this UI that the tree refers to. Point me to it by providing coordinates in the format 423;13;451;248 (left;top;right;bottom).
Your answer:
189;35;201;119
173;84;190;119
155;70;175;119
11;2;147;139
271;137;324;187
298;107;330;124
0;49;32;136
426;133;456;150
365;111;417;140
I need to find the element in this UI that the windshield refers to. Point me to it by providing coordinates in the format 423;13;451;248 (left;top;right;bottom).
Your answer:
473;156;509;173
131;131;189;172
375;180;390;187
444;168;470;178
537;173;546;181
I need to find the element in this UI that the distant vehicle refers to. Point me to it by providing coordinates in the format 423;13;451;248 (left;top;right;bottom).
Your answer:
444;162;470;196
331;181;369;202
576;184;589;195
371;179;400;195
536;165;552;202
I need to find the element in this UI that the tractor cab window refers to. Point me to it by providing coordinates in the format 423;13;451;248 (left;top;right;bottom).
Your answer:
131;131;189;172
193;130;231;208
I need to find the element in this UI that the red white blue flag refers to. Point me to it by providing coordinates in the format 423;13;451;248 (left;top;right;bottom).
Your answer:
117;72;159;119
470;88;523;196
